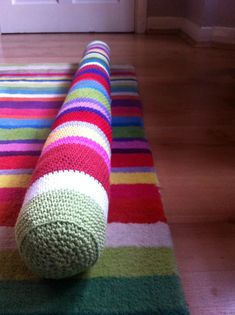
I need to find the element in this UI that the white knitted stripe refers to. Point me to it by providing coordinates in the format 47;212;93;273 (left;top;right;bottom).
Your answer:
85;48;110;60
23;170;109;219
86;40;110;50
82;53;109;65
105;222;173;248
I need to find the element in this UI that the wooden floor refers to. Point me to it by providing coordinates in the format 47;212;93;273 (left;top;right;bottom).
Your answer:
0;33;235;314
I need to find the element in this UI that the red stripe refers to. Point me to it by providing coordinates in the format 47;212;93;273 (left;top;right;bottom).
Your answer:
71;73;110;94
0;188;26;202
111;153;154;167
52;111;112;144
0;202;22;226
111;107;142;117
0;156;39;169
109;184;166;223
111;95;139;101
30;143;110;193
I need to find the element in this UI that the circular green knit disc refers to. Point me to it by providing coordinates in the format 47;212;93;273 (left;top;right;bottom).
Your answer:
15;190;106;279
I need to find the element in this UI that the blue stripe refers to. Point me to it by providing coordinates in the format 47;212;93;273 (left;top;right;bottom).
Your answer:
112;117;143;127
79;58;109;73
70;79;110;100
0;87;68;94
0;118;53;129
112;86;138;93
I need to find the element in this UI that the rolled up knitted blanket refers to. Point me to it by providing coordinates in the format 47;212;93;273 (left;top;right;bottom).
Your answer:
15;41;111;279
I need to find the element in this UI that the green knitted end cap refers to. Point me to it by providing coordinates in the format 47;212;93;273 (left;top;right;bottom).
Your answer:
15;190;106;279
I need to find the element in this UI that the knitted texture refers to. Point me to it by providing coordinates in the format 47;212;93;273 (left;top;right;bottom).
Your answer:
15;41;112;279
0;64;189;314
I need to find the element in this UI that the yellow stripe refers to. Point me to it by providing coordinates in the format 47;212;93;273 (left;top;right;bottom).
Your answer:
0;174;31;188
43;125;110;157
110;172;159;185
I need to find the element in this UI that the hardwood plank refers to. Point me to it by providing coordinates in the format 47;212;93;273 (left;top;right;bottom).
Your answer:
170;222;235;314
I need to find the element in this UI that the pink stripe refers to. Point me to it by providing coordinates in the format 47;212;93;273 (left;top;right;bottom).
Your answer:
43;136;110;170
0;143;43;151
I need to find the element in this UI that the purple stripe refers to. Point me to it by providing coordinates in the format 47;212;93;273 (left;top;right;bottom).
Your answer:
0;151;41;156
57;107;110;125
62;99;111;120
112;148;150;154
0;169;33;175
111;100;141;107
113;138;147;142
43;136;110;170
0;139;45;144
112;140;149;149
111;167;155;173
0;101;62;109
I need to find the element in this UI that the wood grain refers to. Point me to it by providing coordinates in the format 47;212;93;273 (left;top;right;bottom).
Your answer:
171;222;235;315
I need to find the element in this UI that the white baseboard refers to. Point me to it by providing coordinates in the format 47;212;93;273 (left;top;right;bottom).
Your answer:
147;16;235;44
182;18;213;42
213;26;235;44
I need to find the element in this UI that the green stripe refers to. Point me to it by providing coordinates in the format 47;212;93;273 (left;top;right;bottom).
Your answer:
0;248;177;280
113;126;145;139
65;88;111;112
0;128;50;140
0;276;189;314
0;311;189;315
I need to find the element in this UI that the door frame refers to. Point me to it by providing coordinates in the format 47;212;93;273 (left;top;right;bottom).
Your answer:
0;0;147;34
135;0;147;34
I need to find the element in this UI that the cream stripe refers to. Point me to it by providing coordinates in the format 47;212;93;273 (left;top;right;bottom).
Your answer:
23;170;109;219
43;123;110;157
0;81;70;87
82;53;109;65
105;222;173;248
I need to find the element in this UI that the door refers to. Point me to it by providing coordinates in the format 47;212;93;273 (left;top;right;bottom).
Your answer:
0;0;135;33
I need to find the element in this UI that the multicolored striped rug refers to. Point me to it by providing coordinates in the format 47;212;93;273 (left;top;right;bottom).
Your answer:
0;63;189;315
